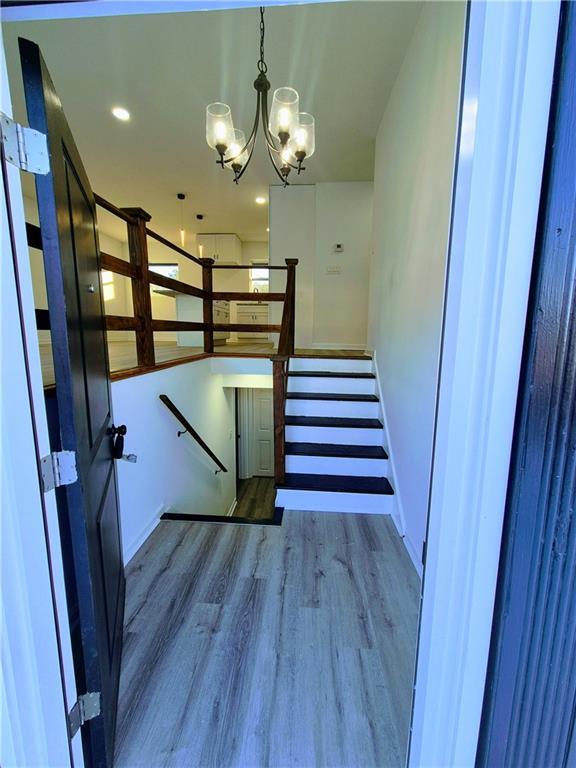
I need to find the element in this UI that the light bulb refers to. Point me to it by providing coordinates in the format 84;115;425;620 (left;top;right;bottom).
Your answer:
229;142;240;157
214;121;227;141
294;127;307;147
278;108;291;129
281;148;291;165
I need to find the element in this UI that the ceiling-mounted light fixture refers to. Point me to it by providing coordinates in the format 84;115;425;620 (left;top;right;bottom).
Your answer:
205;6;315;186
177;192;186;246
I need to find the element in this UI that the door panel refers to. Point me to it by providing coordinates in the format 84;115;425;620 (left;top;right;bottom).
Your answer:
96;472;123;656
252;389;273;476
66;159;110;447
20;38;125;767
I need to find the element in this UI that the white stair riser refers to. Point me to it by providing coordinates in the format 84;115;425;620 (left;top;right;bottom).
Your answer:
285;399;380;419
285;425;383;445
286;454;389;477
275;488;394;515
289;358;373;374
288;377;376;396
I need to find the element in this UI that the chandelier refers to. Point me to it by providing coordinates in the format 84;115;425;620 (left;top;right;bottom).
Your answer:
205;6;315;186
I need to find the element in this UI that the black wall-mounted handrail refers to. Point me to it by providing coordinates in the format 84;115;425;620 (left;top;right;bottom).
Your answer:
159;394;227;474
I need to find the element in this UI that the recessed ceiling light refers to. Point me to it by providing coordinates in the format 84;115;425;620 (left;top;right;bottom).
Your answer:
255;196;267;205
266;227;270;232
112;106;130;122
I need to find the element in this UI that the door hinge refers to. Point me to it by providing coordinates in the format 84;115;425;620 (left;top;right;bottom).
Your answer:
0;113;49;175
40;450;77;493
68;692;101;739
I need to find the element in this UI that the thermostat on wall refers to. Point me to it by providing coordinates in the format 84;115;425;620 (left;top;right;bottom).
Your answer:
334;243;344;253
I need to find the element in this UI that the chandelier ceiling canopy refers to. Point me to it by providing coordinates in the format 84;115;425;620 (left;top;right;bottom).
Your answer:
206;6;316;186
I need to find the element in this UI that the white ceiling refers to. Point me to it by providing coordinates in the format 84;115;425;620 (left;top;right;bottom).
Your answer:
3;1;421;244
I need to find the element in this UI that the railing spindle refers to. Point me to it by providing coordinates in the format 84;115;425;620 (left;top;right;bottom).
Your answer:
122;207;155;368
200;258;214;354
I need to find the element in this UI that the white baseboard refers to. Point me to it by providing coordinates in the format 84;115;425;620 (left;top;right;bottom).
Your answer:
390;512;423;578
123;508;163;565
227;498;238;517
371;351;423;577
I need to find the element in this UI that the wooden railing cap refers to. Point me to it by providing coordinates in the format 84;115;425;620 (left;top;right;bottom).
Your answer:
200;257;215;266
285;258;299;266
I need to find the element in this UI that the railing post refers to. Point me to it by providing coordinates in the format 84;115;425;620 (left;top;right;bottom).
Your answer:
200;257;214;353
122;207;155;368
272;357;287;485
285;258;298;355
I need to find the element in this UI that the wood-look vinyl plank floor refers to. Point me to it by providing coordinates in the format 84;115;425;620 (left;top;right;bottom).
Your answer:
235;477;276;520
115;511;420;768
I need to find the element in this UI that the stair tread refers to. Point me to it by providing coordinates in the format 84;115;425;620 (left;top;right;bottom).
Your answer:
279;473;394;495
288;371;375;379
285;415;383;429
286;392;379;402
286;442;388;459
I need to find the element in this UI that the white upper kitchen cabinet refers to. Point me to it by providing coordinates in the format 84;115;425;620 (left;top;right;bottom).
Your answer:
197;233;241;264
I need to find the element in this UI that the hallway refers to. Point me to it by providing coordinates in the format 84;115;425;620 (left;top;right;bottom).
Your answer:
115;511;419;767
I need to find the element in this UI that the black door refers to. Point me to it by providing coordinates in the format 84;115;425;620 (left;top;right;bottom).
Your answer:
19;38;125;767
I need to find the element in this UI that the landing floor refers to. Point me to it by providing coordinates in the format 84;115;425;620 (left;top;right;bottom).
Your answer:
39;341;370;387
115;511;420;767
235;476;276;520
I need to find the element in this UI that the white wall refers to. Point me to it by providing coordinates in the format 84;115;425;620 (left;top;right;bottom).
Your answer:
270;182;372;349
368;2;465;566
314;183;373;347
242;241;268;265
270;185;316;348
112;358;236;563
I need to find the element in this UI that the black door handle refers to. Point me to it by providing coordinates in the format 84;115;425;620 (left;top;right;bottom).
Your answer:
109;424;127;459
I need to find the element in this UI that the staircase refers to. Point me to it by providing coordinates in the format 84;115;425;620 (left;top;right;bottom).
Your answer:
275;356;394;514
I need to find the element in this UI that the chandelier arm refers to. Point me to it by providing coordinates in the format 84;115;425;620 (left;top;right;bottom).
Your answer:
230;92;261;182
222;89;261;166
266;142;290;186
233;132;258;183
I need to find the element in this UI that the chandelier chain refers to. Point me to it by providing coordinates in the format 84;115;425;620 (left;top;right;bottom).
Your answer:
257;6;267;73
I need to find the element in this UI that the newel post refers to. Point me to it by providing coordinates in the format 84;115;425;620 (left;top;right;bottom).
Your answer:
200;257;214;353
285;258;298;355
272;356;287;485
122;207;155;368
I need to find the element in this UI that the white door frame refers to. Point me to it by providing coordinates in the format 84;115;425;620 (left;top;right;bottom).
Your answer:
409;2;561;765
0;1;562;765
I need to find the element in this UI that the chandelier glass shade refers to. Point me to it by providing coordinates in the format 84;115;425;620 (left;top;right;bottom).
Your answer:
205;6;315;186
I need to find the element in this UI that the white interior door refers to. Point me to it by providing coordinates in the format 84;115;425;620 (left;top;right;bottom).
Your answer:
251;389;273;476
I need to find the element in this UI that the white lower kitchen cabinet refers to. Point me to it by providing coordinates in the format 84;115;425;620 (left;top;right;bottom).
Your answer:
237;303;270;339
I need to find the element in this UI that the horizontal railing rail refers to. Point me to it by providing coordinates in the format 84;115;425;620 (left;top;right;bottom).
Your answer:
145;226;203;266
94;193;137;224
159;394;227;473
212;291;285;302
211;264;288;270
147;270;205;298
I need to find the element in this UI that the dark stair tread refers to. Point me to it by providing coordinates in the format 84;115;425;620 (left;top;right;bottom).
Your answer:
286;442;388;459
279;473;394;495
285;416;383;429
288;371;375;379
286;392;379;402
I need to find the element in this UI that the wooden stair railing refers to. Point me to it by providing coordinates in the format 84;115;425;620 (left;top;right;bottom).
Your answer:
271;258;298;485
159;394;227;473
30;195;298;380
